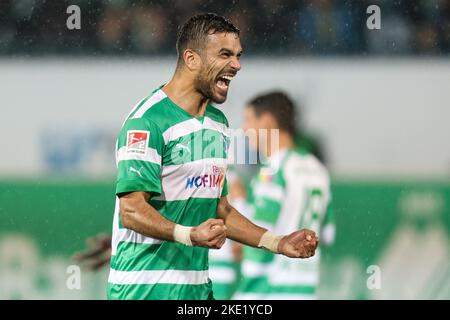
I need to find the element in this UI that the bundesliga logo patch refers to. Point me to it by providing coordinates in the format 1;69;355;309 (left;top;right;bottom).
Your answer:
126;130;149;155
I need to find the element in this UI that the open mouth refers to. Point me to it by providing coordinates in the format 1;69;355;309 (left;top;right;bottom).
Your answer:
216;74;234;91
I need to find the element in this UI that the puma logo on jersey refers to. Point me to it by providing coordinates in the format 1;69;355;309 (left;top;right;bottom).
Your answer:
129;166;144;178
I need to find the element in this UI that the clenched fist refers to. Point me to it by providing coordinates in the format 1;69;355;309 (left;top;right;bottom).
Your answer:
190;219;227;249
278;229;319;258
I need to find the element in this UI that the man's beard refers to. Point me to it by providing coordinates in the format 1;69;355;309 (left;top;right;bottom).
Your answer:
194;74;214;101
194;69;227;104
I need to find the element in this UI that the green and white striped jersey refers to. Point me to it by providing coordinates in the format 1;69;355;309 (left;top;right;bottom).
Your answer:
107;87;229;300
234;148;335;300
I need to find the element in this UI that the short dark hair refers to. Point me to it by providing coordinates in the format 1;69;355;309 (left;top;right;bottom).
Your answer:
248;91;298;137
176;13;240;62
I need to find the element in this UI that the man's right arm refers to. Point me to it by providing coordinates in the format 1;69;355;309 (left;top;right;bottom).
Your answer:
119;191;227;249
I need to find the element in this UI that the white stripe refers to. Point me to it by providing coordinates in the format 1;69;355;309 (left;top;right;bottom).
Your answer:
268;271;319;286
162;116;229;144
203;116;229;135
116;146;161;165
154;158;228;201
321;224;336;245
122;98;145;127
208;266;236;283
163;118;201;144
108;269;210;285
162;157;227;172
115;228;163;246
233;293;316;300
131;90;167;119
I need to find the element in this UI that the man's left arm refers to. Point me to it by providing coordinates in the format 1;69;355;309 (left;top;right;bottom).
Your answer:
216;196;319;258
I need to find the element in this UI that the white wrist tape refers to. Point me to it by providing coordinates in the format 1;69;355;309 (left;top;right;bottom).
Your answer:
258;231;283;253
173;224;193;246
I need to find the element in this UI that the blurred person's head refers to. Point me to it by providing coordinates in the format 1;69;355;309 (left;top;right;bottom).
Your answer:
129;7;167;53
243;91;297;156
415;23;440;53
175;13;242;104
98;7;130;50
227;8;250;43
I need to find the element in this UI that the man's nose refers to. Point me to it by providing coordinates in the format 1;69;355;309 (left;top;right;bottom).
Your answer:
230;57;241;71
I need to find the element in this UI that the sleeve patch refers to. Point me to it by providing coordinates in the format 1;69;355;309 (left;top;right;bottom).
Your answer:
127;130;149;155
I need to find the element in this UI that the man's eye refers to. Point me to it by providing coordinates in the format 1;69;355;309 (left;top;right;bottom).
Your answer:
221;53;230;58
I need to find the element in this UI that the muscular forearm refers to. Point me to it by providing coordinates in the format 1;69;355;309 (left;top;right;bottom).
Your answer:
120;192;227;248
217;198;266;247
217;197;318;258
119;192;176;242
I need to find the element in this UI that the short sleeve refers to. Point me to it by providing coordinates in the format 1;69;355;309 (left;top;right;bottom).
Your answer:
115;117;164;197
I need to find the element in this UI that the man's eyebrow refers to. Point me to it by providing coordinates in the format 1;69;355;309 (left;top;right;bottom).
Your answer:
219;48;233;54
219;48;243;56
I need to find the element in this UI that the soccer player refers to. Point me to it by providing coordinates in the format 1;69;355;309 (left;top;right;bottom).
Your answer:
107;13;319;300
232;91;335;300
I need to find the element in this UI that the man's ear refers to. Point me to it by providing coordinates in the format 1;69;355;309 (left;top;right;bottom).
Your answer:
182;49;201;71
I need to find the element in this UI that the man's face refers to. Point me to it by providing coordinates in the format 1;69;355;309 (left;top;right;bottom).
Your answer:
194;32;242;104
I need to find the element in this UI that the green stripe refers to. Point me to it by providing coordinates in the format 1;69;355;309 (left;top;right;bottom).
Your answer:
142;98;191;132
111;241;209;271
116;160;161;194
107;281;213;300
117;160;161;178
211;283;235;300
252;198;282;224
205;104;228;125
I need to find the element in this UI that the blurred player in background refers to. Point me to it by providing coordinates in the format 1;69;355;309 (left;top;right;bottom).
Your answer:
231;91;335;300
